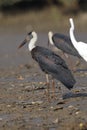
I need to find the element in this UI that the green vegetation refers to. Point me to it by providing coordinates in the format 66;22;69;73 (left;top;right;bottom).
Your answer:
0;0;21;6
0;0;86;32
0;0;86;10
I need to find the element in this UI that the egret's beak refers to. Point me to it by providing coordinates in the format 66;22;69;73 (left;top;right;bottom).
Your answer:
18;39;27;49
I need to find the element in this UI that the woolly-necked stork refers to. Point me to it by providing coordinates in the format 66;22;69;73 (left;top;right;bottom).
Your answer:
18;31;76;97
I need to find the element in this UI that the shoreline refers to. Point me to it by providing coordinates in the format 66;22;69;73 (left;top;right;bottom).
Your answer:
0;7;87;32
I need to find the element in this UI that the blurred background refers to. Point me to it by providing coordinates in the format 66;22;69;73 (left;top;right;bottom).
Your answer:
0;0;87;32
0;0;87;68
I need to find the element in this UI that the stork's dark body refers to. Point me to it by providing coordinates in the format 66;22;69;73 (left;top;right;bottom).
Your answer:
52;33;81;58
31;46;76;90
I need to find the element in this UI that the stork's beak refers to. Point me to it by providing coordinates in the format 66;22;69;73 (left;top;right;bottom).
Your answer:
18;39;27;49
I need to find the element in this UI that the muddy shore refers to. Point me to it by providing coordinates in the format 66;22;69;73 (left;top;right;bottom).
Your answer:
0;32;87;130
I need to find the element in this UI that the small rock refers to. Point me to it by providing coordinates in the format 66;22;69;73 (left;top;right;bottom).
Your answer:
74;89;80;93
17;75;24;80
54;106;63;111
79;123;87;130
57;100;65;105
80;123;84;128
68;105;74;109
7;105;11;107
53;118;59;124
50;106;54;109
32;101;43;105
0;118;3;121
75;111;80;115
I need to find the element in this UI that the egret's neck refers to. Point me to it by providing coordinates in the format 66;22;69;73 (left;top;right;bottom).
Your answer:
28;32;37;51
69;18;77;46
48;32;54;45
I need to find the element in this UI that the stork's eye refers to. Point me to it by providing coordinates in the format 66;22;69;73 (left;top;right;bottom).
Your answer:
27;31;33;39
28;32;32;35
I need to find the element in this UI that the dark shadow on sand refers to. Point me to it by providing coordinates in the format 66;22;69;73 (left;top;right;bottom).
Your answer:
76;68;87;72
63;92;87;99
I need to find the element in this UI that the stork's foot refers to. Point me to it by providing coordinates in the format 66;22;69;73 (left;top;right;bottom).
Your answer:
44;89;50;97
44;81;51;102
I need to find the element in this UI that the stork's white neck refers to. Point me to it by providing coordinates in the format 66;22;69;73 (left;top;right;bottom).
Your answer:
28;32;37;51
48;31;54;45
69;18;77;46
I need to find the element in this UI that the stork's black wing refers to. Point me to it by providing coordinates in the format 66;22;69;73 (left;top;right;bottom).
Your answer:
31;46;76;89
54;33;73;46
32;46;68;69
53;33;81;58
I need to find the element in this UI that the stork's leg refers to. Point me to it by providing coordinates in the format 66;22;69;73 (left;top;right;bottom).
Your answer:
51;79;55;98
45;74;50;100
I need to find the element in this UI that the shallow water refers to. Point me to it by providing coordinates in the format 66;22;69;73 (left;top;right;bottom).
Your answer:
0;30;87;130
0;31;48;68
0;31;87;68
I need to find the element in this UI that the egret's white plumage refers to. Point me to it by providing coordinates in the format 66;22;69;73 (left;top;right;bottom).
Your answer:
69;18;87;62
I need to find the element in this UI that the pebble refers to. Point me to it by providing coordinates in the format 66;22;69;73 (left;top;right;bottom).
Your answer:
57;100;65;105
31;101;43;105
68;105;74;108
53;106;63;111
75;111;80;115
7;105;11;108
0;118;3;121
17;75;24;80
53;118;59;124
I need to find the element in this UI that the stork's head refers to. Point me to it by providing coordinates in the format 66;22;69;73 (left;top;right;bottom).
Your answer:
69;18;74;30
48;31;54;46
18;31;37;49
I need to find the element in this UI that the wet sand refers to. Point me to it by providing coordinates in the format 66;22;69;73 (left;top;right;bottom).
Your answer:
0;32;87;130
